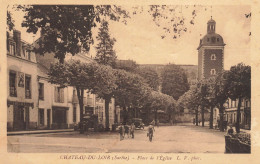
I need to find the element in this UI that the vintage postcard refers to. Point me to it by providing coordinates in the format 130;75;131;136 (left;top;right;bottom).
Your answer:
0;0;259;163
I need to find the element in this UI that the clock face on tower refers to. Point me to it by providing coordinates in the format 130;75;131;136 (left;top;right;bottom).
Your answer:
197;18;225;80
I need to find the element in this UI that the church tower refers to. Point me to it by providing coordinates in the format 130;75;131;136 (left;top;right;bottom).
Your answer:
197;18;225;80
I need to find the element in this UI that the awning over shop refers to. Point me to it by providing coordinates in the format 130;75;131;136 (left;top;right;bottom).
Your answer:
7;100;34;108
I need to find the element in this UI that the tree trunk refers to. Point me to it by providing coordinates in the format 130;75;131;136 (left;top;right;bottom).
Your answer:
76;87;84;134
236;97;242;133
219;104;224;132
209;105;214;129
201;105;205;127
195;108;198;126
104;95;111;131
154;109;158;125
122;106;127;125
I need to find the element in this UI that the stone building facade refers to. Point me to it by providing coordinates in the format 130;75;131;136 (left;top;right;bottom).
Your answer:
7;30;118;131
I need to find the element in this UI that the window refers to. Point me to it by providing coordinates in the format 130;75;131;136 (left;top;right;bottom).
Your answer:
210;69;216;75
8;42;16;55
39;83;44;100
217;38;219;42
9;71;17;97
39;109;44;126
211;54;216;60
25;49;31;60
73;106;76;122
25;75;31;99
54;86;64;103
207;38;209;42
211;37;216;43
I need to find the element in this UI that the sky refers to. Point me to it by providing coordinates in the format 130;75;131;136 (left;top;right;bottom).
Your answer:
10;5;251;70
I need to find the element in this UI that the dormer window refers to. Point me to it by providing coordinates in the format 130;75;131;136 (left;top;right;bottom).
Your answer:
8;42;16;55
217;38;219;42
210;69;216;75
211;54;216;60
25;49;31;61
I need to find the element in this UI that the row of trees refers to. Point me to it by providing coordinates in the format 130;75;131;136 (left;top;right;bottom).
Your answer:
48;59;176;133
177;63;251;133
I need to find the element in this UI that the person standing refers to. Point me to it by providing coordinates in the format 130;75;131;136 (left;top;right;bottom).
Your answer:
130;123;135;139
119;123;125;141
147;123;155;142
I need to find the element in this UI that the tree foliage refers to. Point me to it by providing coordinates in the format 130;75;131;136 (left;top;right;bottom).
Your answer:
95;20;117;68
48;60;116;132
132;5;202;39
17;5;129;63
161;64;189;100
227;63;251;133
136;67;160;91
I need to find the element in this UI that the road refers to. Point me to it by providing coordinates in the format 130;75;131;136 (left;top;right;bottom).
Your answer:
7;125;226;153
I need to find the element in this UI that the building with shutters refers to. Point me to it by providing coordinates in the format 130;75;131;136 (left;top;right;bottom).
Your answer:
7;30;38;131
7;30;118;131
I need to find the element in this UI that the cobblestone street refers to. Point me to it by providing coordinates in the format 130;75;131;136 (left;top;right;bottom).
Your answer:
8;125;226;153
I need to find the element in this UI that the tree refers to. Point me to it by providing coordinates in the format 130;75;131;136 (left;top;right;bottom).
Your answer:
147;91;174;124
177;86;200;126
213;71;230;131
161;64;189;100
114;69;151;124
196;80;212;127
17;5;129;63
227;63;251;133
48;60;116;133
115;59;139;73
136;67;160;91
95;20;117;68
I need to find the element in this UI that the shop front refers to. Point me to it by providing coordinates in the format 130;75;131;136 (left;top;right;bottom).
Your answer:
52;106;69;129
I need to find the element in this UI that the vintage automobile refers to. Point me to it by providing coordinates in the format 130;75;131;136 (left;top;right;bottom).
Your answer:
132;118;145;129
74;114;98;131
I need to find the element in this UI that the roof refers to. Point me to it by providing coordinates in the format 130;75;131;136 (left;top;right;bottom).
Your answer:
197;33;225;50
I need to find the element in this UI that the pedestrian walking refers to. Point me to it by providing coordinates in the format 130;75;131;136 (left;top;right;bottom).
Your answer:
119;123;125;141
130;123;135;139
147;123;155;142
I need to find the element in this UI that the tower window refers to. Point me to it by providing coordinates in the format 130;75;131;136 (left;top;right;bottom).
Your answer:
207;38;209;42
217;38;219;42
210;69;216;75
211;54;216;60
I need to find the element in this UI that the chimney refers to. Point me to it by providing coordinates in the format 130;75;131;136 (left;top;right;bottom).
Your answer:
13;30;21;56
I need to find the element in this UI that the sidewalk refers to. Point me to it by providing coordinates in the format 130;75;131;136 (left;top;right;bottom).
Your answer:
177;122;251;134
7;129;74;136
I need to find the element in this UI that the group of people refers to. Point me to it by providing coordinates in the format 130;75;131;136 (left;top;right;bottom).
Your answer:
118;123;135;141
118;119;157;142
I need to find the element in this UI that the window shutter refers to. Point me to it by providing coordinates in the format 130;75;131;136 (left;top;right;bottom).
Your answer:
61;88;64;102
54;87;58;102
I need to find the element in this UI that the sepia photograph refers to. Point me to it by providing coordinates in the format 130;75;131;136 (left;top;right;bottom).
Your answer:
1;1;260;163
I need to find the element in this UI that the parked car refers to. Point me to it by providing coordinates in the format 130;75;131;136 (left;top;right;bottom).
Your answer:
74;114;98;131
132;118;145;129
